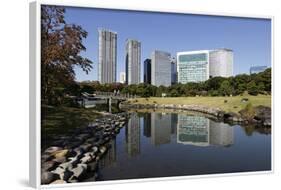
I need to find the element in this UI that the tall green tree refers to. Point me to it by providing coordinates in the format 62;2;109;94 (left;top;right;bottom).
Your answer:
219;80;233;96
247;81;259;95
205;76;225;90
41;5;92;105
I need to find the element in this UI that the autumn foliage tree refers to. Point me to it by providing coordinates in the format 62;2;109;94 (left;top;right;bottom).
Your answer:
41;6;92;105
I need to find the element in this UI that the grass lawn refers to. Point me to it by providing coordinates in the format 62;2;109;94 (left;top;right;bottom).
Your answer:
128;95;271;113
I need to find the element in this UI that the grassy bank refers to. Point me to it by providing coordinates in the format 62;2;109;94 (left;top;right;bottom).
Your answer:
41;105;101;149
127;95;271;113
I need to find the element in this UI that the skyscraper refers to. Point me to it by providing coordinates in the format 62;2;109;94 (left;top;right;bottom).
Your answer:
98;29;117;84
151;50;171;87
209;48;233;78
177;50;210;84
143;59;151;84
125;39;141;85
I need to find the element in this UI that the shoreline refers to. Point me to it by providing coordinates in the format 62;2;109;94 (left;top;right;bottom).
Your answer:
120;102;271;127
41;112;130;185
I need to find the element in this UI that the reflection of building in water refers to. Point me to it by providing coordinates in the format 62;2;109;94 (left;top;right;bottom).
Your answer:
177;114;234;147
177;115;210;146
151;112;171;146
209;120;234;146
126;113;140;157
171;113;178;135
99;139;116;168
143;114;151;137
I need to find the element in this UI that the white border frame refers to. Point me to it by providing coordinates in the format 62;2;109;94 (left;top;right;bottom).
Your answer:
30;1;41;189
29;1;274;189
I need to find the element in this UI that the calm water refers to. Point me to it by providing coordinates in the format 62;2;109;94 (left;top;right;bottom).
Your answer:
88;111;271;181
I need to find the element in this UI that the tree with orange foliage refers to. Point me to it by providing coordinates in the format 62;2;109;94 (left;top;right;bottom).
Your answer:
41;5;92;105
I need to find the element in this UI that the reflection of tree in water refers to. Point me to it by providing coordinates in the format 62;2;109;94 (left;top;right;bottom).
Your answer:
243;125;271;136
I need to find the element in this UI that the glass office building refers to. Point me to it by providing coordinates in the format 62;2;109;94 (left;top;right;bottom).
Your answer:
151;50;172;87
119;72;126;84
177;50;210;84
171;57;177;85
209;49;233;78
250;66;267;74
143;59;151;84
125;39;141;85
98;29;117;84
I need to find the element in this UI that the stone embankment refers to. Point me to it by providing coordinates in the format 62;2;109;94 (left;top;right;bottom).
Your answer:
120;103;271;127
41;113;129;184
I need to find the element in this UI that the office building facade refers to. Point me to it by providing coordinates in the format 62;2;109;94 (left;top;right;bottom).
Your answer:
171;57;177;85
119;72;126;84
143;59;151;84
151;50;172;87
250;66;267;74
125;39;141;85
98;29;117;84
177;49;234;84
209;48;233;78
177;50;210;84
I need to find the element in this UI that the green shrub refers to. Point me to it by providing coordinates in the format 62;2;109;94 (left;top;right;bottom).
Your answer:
248;81;259;96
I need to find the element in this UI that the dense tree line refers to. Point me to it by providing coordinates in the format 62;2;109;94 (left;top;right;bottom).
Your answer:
78;68;271;97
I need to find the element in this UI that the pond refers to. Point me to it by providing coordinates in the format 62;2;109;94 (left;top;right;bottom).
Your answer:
86;111;271;181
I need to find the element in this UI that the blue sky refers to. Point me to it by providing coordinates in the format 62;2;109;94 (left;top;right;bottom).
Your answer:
63;7;271;82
